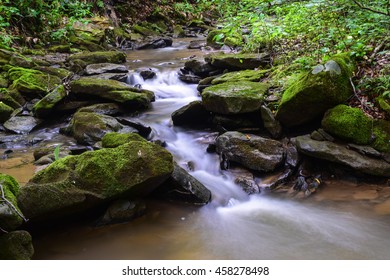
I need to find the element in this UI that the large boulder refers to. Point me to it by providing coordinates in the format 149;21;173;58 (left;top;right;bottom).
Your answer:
18;141;173;221
201;81;268;114
63;111;123;145
0;231;34;260
0;174;25;232
8;67;62;99
3;116;41;134
171;101;211;127
70;77;155;110
68;51;126;65
295;135;390;177
322;104;390;153
216;131;285;172
275;55;354;127
101;132;146;148
205;52;271;71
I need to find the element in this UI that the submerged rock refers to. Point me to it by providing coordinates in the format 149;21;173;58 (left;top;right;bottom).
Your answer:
18;141;173;221
0;230;34;260
201;81;268;114
295;135;390;177
216;131;285;172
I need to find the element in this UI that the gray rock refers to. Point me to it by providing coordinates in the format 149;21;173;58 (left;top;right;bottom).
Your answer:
260;105;282;139
137;37;173;50
3;116;41;134
184;59;216;77
188;40;207;49
78;103;123;116
347;143;382;158
97;199;146;226
295;135;390;177
0;231;34;260
85;63;128;75
154;162;211;205
171;101;211;127
216;131;285;172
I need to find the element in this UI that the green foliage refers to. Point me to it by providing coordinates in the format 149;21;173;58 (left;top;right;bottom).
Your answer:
53;145;61;161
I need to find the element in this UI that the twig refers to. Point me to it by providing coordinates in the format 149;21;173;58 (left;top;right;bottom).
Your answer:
0;183;28;222
352;0;389;16
349;77;372;113
0;226;8;234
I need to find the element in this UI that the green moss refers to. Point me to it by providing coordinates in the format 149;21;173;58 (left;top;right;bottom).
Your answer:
33;85;67;118
0;88;22;109
33;66;72;79
0;173;24;231
207;29;224;48
205;52;270;70
0;101;13;123
212;69;269;85
0;73;8;88
378;96;390;117
102;132;146;148
372;120;390;153
0;231;34;260
322;105;372;144
68;51;127;65
133;24;159;36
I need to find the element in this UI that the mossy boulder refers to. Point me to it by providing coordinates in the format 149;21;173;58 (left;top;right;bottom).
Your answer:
8;67;62;99
102;132;146;148
33;66;72;79
32;85;67;118
211;69;269;85
70;77;155;110
322;105;390;153
0;88;22;109
18;141;173;221
0;74;8;88
378;96;390;117
68;51;127;65
205;52;271;71
78;103;123;116
63;111;123;145
206;29;242;49
216;131;286;172
171;101;211;127
0;231;34;260
133;24;159;36
0;101;13;123
9;54;37;68
275;56;354;127
201;81;268;114
0;174;24;232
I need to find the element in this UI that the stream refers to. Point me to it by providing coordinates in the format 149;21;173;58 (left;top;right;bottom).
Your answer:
5;39;390;259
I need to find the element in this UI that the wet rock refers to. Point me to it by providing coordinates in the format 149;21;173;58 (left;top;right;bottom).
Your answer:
201;81;268;114
197;75;220;93
184;59;216;77
33;85;67;118
67;51;127;65
276;55;353;127
84;63;128;75
78;103;123;116
188;40;206;49
0;231;34;260
3;116;41;134
70;77;155;110
216;131;286;172
205;52;271;71
0;102;13;123
115;118;152;138
97;199;146;226
63;112;123;145
89;73;128;82
137;37;173;50
229;167;260;194
295;135;390;177
18;140;173;221
257;168;293;190
154;162;211;205
212;112;262;131
171;101;211;127
260;105;282;139
285;141;300;168
139;68;157;80
0;174;24;232
101;132;146;148
178;68;202;84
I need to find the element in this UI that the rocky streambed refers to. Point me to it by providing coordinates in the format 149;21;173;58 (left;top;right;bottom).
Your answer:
0;37;389;260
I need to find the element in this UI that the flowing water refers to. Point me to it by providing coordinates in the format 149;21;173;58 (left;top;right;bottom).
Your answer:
17;39;390;259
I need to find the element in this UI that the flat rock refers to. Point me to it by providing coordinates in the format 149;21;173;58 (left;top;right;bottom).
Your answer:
85;63;128;75
3;116;41;134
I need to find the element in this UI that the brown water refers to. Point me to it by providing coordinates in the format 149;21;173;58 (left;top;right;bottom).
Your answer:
3;39;390;259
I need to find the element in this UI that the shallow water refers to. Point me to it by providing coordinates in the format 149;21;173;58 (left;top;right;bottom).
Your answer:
5;39;390;260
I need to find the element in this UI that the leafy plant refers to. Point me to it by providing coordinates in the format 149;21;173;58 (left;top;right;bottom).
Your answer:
53;145;61;161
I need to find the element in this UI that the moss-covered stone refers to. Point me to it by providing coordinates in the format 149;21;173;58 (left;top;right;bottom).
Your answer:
48;44;72;53
206;29;223;48
0;73;8;88
68;51;127;65
0;88;23;109
102;132;146;148
0;174;24;232
205;52;271;70
322;105;390;153
0;231;34;260
276;56;354;127
8;67;62;98
211;69;269;85
9;54;37;68
70;77;155;109
33;85;67;118
0;101;13;123
64;111;123;145
133;24;159;36
378;96;390;117
33;66;72;79
18;141;173;220
201;81;268;114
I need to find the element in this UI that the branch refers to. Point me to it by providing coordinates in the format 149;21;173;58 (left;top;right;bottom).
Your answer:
0;182;28;223
352;0;390;16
